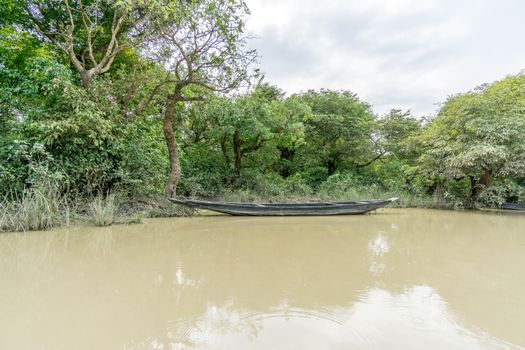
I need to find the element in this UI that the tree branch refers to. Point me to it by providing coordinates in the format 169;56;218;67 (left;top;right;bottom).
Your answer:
79;0;98;67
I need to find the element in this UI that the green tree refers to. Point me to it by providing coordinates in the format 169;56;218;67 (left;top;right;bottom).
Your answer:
295;90;376;179
271;94;311;178
174;83;310;195
214;84;293;176
417;74;525;206
143;0;257;197
0;23;169;195
377;109;421;159
371;109;422;191
6;0;157;87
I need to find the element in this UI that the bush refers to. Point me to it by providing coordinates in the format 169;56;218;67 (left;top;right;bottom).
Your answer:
237;171;312;200
298;166;329;189
113;120;169;197
0;162;66;232
179;145;234;198
317;172;368;198
479;180;525;208
88;194;119;226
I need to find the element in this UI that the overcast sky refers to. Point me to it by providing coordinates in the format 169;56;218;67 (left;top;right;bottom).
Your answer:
244;0;525;117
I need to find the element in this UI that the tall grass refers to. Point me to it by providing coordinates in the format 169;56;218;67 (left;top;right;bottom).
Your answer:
222;186;436;208
88;194;119;226
0;180;65;232
147;198;194;217
0;200;12;231
316;184;438;208
221;173;439;208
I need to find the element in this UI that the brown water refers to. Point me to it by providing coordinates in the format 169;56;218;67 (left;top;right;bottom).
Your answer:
1;209;524;350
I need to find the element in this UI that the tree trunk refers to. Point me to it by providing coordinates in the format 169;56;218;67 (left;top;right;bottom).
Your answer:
434;179;445;206
468;176;481;208
79;70;93;88
220;136;230;166
326;158;337;176
278;146;294;178
233;129;243;175
480;169;493;188
466;170;492;208
163;95;181;198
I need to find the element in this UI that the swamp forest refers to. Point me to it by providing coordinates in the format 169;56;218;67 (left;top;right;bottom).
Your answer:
1;0;525;231
1;2;525;350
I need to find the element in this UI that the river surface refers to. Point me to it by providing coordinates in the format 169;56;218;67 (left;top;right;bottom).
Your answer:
0;209;524;350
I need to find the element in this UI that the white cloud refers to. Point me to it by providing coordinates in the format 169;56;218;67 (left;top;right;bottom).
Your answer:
244;0;525;117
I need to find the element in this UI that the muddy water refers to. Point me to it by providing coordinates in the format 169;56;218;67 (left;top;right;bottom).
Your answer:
0;209;524;350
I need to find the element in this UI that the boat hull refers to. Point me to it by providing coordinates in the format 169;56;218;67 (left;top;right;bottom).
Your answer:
170;198;398;216
501;203;525;211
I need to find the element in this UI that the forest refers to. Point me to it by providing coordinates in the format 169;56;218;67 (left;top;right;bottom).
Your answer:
1;0;525;231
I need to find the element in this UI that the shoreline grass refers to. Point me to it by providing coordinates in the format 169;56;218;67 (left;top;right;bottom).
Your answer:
220;187;440;209
0;182;66;232
0;187;463;233
88;194;119;227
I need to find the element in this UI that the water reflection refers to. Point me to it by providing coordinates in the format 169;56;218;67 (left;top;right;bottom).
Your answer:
126;286;518;350
368;232;390;256
368;232;390;274
0;209;524;350
159;286;513;350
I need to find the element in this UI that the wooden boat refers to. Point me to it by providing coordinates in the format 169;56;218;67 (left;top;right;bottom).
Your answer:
501;203;525;211
170;197;399;216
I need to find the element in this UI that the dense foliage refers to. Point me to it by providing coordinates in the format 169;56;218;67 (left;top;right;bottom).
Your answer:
416;75;525;207
1;0;524;212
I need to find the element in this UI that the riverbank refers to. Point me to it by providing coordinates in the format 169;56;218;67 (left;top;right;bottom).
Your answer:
0;186;463;233
0;194;192;233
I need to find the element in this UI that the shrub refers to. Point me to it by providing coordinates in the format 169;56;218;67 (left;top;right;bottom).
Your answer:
317;172;367;198
479;181;525;208
179;145;233;198
89;194;118;226
0;162;65;232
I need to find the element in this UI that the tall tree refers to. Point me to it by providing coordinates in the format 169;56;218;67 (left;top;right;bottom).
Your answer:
206;84;283;176
143;0;256;197
9;0;155;87
377;109;421;159
297;90;376;176
416;74;525;206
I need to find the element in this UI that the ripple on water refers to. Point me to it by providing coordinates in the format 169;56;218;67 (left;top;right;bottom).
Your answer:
152;286;522;350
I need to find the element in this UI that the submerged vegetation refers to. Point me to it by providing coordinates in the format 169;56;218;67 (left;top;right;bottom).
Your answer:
1;0;525;231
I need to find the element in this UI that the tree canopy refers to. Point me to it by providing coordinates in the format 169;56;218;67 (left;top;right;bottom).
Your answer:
1;0;524;208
